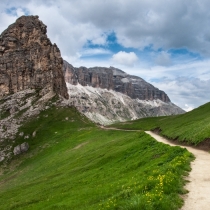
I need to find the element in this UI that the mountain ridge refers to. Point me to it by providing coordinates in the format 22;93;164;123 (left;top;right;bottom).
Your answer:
63;60;170;102
63;60;184;124
66;82;185;125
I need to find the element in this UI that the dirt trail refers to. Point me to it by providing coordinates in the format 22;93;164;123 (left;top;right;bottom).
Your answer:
100;126;210;209
99;126;141;132
145;131;210;210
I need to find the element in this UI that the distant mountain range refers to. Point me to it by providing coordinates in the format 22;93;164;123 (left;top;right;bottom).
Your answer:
63;60;185;124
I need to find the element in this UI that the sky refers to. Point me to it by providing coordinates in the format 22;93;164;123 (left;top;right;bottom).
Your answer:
1;0;210;111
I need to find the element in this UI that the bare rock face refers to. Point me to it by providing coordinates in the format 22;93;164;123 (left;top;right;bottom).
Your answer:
65;83;185;125
0;15;68;99
63;60;170;102
13;142;29;155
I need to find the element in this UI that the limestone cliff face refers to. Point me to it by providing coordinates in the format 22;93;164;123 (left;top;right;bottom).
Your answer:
63;60;170;102
0;15;68;99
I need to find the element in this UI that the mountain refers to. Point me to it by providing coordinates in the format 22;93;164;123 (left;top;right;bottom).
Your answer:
0;15;68;163
63;60;185;125
0;15;68;99
0;15;184;163
63;60;170;102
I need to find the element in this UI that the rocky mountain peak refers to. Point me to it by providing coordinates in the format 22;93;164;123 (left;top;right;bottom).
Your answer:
0;15;68;99
110;66;128;77
63;60;170;102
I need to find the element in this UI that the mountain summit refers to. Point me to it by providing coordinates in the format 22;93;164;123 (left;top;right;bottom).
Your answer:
0;15;68;99
63;61;169;102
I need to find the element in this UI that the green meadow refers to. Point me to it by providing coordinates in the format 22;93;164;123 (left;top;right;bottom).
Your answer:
0;105;193;210
111;102;210;145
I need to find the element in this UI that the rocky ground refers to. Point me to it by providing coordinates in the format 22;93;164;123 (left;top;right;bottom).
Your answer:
0;15;69;166
0;88;67;165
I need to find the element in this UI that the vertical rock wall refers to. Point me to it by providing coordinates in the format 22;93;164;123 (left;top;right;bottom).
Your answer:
63;60;170;102
0;15;68;99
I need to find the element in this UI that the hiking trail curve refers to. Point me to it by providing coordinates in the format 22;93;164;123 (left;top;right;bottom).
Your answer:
145;131;210;210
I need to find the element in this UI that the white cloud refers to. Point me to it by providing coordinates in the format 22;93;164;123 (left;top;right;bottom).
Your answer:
16;8;26;17
184;104;194;112
2;1;210;56
80;48;111;57
89;33;108;46
0;12;17;35
112;51;138;66
151;76;210;110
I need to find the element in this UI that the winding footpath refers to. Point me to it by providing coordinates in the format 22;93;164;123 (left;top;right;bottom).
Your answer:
145;131;210;210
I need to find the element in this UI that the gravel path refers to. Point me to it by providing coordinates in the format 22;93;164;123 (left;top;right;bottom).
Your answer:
145;131;210;210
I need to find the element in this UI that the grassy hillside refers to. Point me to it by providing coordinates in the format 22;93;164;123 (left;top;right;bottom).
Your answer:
0;105;193;210
111;102;210;145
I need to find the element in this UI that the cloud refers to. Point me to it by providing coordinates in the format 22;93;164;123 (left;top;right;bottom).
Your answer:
1;1;210;110
151;76;210;110
48;0;210;56
2;0;210;57
155;51;172;66
88;33;108;46
112;51;138;66
79;48;112;57
184;104;194;112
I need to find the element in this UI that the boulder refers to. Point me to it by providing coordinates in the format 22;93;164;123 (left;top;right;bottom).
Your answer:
13;142;29;155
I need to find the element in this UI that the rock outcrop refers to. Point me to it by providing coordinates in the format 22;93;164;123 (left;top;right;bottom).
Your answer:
13;142;29;155
0;15;68;99
63;60;169;102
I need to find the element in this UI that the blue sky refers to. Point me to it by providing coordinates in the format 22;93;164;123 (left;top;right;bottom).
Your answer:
1;0;210;111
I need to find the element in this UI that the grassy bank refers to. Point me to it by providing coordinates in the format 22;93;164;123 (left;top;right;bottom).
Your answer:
111;102;210;145
0;106;193;210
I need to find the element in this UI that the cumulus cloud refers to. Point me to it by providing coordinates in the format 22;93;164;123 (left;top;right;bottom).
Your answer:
2;0;210;57
50;0;210;56
112;51;138;66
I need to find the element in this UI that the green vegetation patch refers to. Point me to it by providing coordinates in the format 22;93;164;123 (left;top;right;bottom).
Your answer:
0;106;193;210
111;102;210;145
0;108;10;120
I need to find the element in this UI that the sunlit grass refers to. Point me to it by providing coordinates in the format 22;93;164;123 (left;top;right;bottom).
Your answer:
0;106;193;210
111;102;210;145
